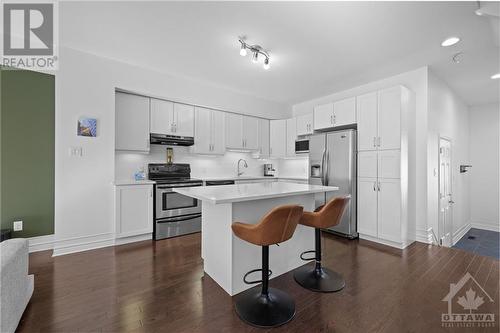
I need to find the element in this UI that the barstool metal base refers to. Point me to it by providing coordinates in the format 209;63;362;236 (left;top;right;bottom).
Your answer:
234;286;295;328
294;263;345;293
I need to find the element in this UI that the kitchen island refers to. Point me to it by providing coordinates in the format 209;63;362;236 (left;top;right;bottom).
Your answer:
174;182;338;295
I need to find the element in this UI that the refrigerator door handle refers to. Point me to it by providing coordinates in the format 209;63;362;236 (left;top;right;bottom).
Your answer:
321;149;327;185
325;150;330;185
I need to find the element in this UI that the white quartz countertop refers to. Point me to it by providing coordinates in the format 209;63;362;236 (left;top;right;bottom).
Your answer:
114;179;156;186
173;182;338;204
197;176;308;181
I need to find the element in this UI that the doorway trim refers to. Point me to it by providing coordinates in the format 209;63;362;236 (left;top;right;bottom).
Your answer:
438;136;453;247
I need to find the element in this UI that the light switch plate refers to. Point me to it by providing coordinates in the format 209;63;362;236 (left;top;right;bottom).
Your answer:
13;220;23;231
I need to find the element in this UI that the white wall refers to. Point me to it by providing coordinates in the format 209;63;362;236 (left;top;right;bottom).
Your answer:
54;47;290;255
469;103;499;232
293;67;428;242
427;71;471;243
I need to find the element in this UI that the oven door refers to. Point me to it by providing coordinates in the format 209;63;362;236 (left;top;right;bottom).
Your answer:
155;183;202;219
155;213;201;240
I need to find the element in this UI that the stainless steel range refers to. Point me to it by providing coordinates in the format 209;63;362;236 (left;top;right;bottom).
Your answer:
149;163;203;240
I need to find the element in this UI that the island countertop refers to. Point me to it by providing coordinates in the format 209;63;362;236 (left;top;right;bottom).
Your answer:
173;181;339;204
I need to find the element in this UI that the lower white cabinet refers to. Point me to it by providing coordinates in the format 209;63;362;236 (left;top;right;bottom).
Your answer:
377;178;402;243
357;178;378;237
115;185;153;238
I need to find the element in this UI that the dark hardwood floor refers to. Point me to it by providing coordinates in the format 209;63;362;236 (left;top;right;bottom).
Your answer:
17;233;499;332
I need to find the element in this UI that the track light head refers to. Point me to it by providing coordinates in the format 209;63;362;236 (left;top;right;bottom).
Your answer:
252;51;259;63
239;43;247;56
263;57;270;70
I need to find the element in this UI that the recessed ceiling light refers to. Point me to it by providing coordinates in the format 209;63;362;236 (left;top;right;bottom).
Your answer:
441;37;460;47
491;73;500;80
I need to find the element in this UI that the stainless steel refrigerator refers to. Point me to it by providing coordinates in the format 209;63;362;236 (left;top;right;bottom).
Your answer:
309;129;357;239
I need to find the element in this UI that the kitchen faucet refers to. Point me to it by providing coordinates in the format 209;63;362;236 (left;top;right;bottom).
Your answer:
237;159;248;176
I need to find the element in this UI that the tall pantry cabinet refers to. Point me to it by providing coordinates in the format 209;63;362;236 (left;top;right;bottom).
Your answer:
356;86;415;249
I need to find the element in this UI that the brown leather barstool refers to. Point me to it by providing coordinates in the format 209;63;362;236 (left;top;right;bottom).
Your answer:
294;196;350;292
231;205;303;328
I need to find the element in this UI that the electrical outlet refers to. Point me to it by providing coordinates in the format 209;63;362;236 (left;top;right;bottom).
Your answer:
13;220;23;232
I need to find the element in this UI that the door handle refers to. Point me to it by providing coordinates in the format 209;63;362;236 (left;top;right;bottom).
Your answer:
321;149;326;185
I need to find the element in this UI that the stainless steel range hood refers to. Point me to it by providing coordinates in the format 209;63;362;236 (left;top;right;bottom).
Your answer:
150;133;194;146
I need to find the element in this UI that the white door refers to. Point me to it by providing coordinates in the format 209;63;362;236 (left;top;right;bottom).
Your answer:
193;107;212;154
378;150;401;179
150;98;174;135
115;92;150;152
378;87;401;150
439;138;453;247
115;185;153;238
377;178;401;243
173;103;194;137
357;178;378;237
296;113;313;135
286;118;297;157
333;97;356;127
226;113;243;149
358;151;378;178
211;110;226;155
313;103;334;130
356;92;378;151
270;119;286;158
243;116;259;150
258;118;270;157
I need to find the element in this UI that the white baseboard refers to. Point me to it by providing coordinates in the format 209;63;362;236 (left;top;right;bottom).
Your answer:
115;233;152;246
52;232;115;257
359;233;414;249
416;227;433;244
28;234;54;253
471;222;500;233
452;223;472;245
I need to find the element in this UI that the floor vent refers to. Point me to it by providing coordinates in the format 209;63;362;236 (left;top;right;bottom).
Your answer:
467;235;476;240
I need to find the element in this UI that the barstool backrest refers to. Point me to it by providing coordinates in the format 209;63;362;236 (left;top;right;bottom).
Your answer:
232;205;303;246
303;196;350;229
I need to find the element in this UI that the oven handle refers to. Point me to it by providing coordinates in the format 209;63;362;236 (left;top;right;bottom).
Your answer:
156;183;203;190
156;214;201;223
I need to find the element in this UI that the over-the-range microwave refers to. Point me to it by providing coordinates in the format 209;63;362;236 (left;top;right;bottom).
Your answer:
295;139;309;154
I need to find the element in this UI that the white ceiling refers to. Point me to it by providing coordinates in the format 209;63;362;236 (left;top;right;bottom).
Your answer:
60;1;499;107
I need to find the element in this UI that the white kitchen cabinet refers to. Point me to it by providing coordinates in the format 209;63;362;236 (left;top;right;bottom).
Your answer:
150;98;174;135
377;178;402;243
378;87;401;150
357;178;378;237
358;151;378;178
378;150;401;179
115;184;153;238
225;114;259;150
333;97;356;127
296;113;313;136
286;118;297;157
270;119;286;158
193;107;225;155
357;92;378;151
313;103;334;130
150;99;194;137
115;92;150;152
243;116;259;150
174;103;195;137
257;118;270;157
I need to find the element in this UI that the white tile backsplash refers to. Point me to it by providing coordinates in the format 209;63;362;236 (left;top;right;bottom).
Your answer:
115;145;309;180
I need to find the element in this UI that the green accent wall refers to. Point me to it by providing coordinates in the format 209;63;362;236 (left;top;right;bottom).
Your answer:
1;68;55;238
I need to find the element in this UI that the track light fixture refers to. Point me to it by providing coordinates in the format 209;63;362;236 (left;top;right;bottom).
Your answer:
238;38;270;70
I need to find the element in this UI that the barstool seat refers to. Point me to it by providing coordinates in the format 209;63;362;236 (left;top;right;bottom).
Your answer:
231;205;303;328
294;196;350;293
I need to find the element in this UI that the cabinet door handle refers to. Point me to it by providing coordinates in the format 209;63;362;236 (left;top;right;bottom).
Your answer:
378;137;381;147
373;137;377;147
373;182;377;191
333;114;336;124
330;115;333;124
378;182;381;191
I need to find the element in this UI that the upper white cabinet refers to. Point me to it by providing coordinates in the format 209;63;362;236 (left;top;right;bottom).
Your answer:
357;87;403;151
150;99;194;137
333;97;356;127
313;97;356;130
296;113;313;136
270;119;286;158
115;92;150;152
357;92;378;151
192;107;225;155
257;118;270;157
115;184;153;238
286;118;297;157
225;114;259;150
313;103;334;130
174;103;195;137
377;87;402;150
